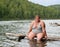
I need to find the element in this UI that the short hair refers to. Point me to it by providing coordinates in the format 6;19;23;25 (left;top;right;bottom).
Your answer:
35;15;40;19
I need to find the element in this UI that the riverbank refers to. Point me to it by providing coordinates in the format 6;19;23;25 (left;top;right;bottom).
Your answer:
0;19;60;21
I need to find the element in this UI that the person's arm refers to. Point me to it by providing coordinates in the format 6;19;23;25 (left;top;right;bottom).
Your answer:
44;23;47;37
41;21;47;38
27;21;34;35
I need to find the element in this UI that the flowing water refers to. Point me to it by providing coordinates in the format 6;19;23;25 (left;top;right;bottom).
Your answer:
0;20;60;47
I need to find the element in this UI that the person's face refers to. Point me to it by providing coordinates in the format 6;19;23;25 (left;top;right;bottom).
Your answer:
35;16;40;22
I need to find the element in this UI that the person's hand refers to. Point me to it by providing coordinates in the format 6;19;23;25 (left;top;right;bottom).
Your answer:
26;33;29;37
45;36;47;39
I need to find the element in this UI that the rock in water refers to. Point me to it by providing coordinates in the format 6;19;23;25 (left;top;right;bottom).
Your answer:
5;33;60;41
5;33;25;41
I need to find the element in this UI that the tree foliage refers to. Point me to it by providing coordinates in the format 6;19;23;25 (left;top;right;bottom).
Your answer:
0;0;60;20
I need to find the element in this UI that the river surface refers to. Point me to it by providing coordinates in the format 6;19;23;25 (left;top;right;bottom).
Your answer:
0;20;60;47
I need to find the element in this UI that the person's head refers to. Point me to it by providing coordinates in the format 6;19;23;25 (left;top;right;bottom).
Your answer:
34;15;40;22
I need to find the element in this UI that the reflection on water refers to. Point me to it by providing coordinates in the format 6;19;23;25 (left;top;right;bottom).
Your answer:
29;40;47;47
0;20;60;47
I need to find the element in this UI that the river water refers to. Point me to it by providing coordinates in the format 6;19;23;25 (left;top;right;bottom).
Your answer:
0;20;60;47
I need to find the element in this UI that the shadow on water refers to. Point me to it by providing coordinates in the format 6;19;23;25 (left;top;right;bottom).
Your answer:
28;40;47;47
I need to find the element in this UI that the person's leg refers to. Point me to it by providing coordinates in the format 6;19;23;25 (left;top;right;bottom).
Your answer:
28;32;36;40
37;33;43;41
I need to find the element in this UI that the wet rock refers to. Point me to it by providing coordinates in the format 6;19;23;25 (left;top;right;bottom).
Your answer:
50;23;60;26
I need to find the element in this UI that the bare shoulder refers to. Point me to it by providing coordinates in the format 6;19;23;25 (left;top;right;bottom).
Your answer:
40;20;45;26
31;20;35;25
41;20;45;24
